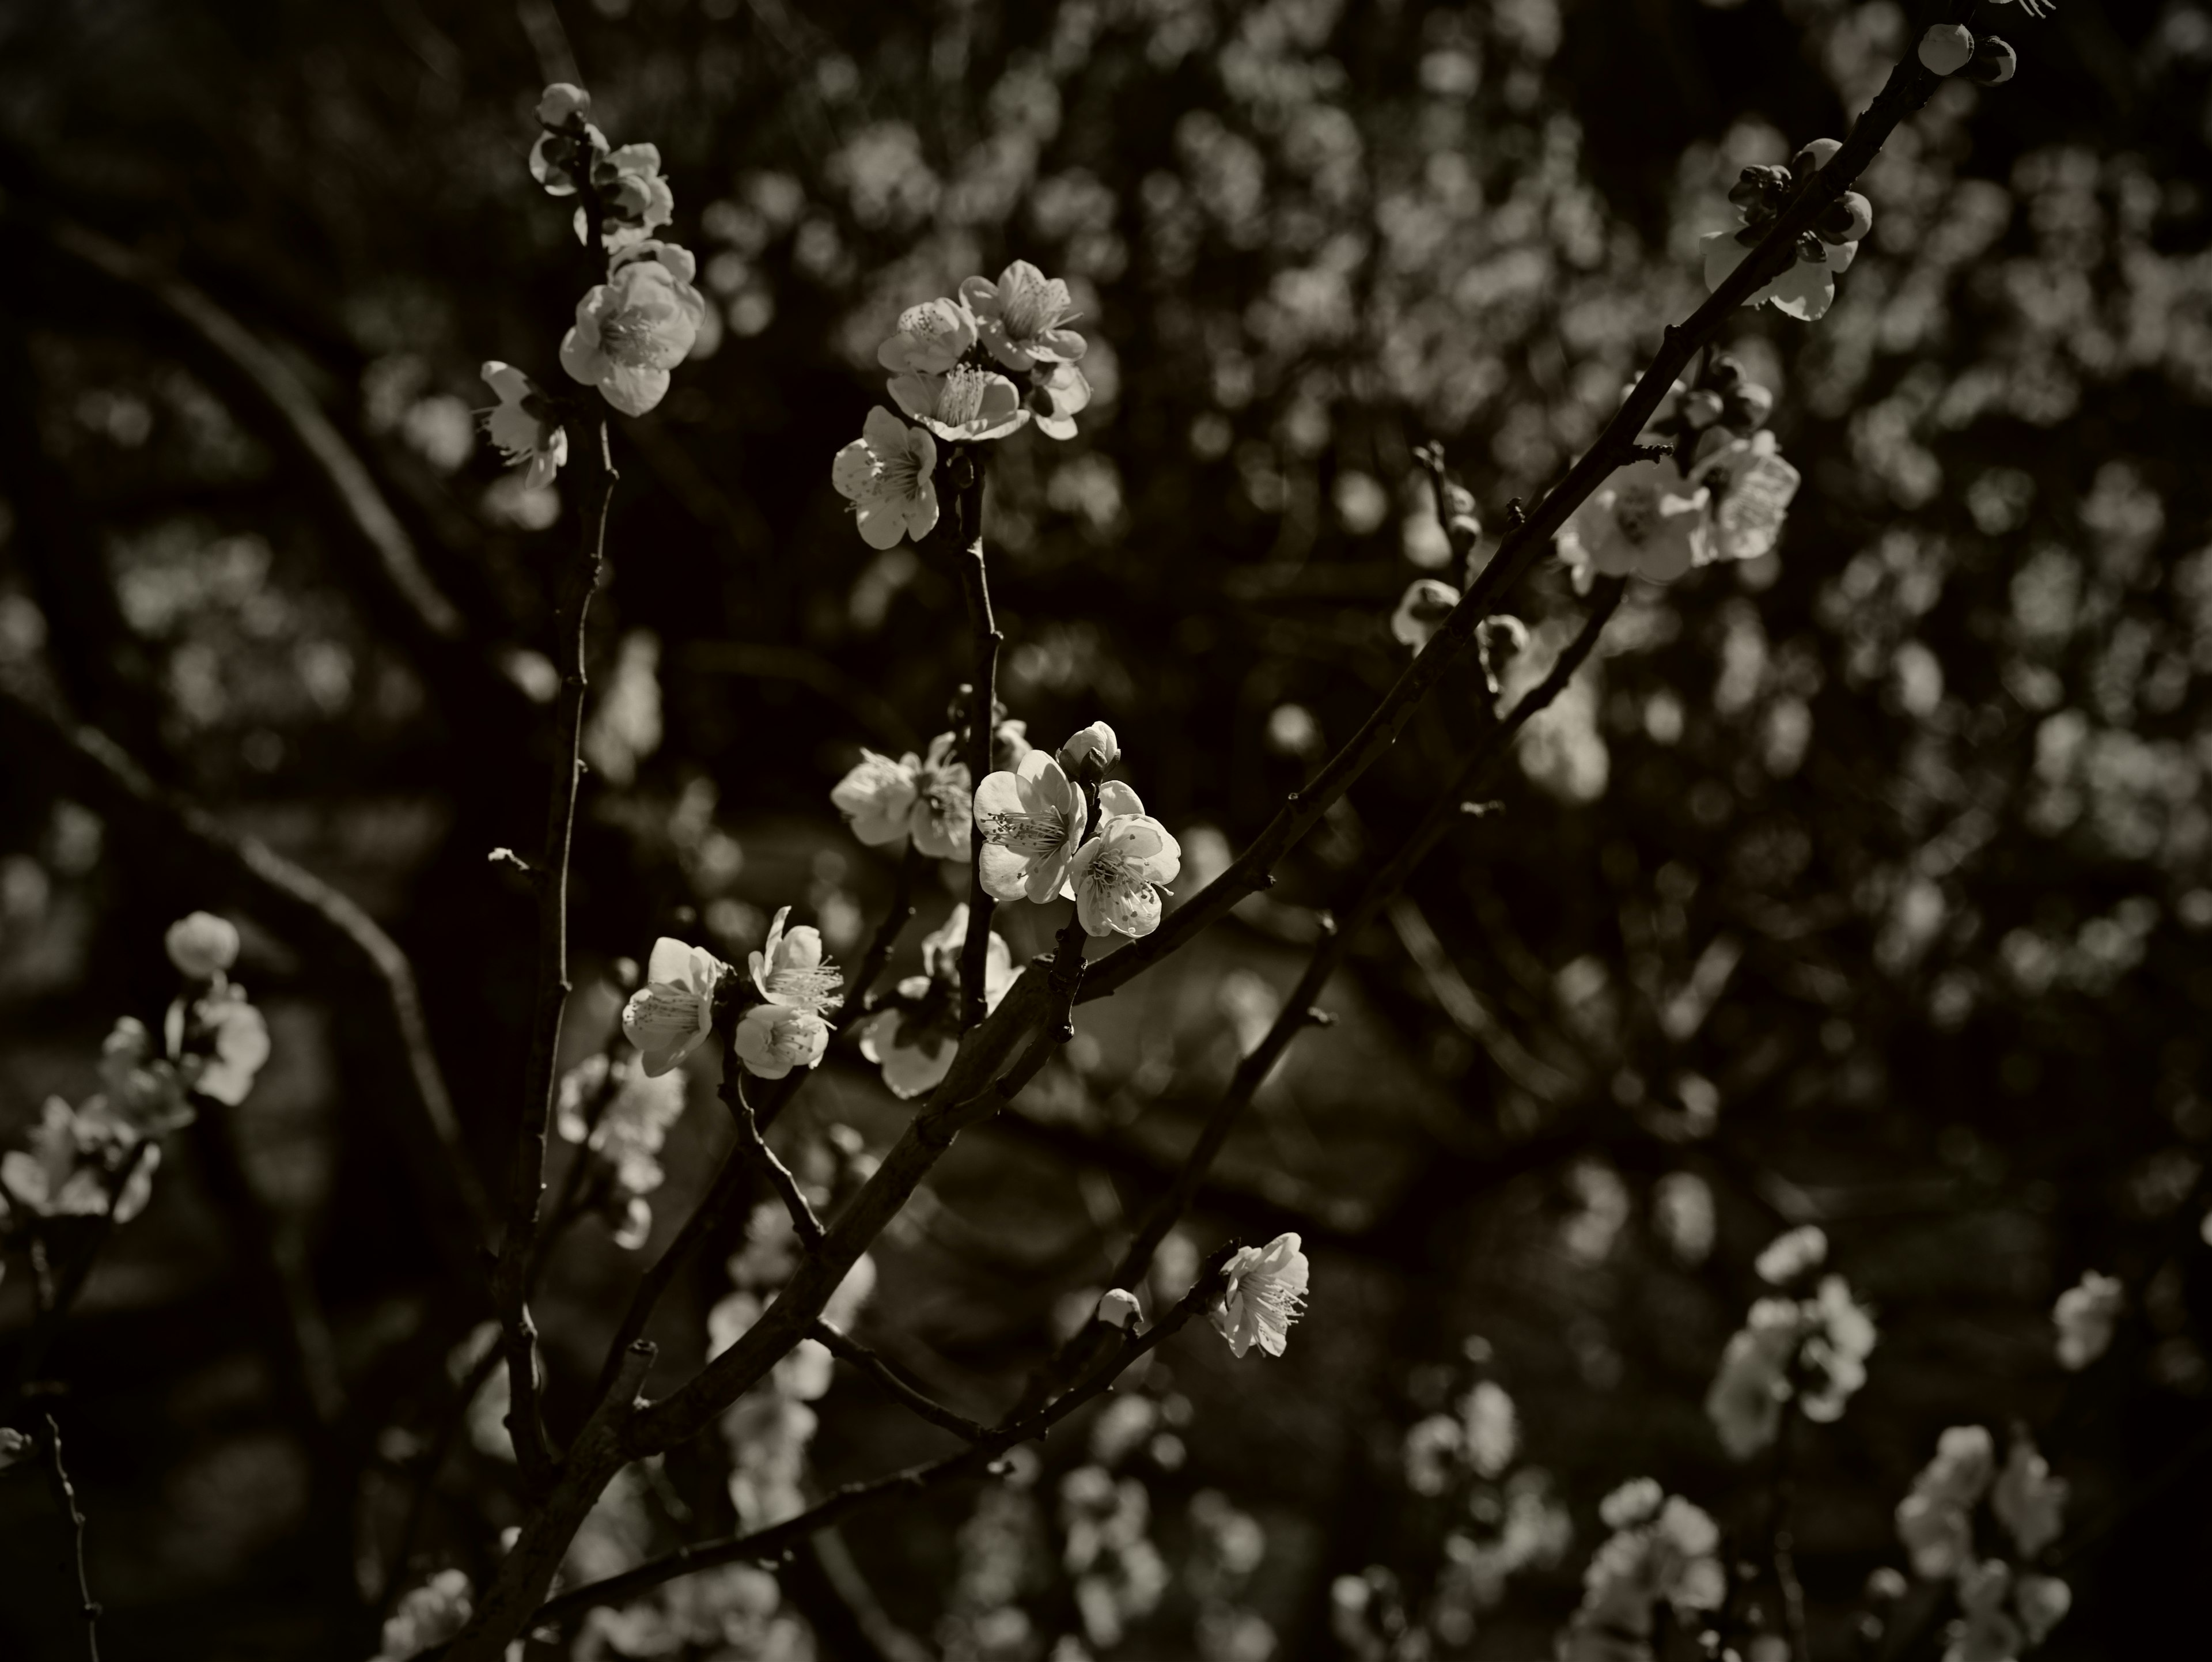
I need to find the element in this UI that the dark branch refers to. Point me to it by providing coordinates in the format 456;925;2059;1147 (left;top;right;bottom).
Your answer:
809;1322;987;1443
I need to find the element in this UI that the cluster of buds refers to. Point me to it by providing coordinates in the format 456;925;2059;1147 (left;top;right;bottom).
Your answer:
1701;137;1869;323
1892;1426;2072;1661
832;262;1094;547
1703;1225;1880;1460
1919;22;2023;85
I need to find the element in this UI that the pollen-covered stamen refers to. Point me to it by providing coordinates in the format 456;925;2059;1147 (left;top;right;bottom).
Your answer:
935;365;997;426
979;807;1069;852
764;963;843;1018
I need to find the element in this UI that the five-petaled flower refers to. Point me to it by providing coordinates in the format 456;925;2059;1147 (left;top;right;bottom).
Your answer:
734;1005;830;1081
831;732;972;857
832;407;940;549
877;297;978;376
961;262;1088;372
1691;429;1801;564
1556;458;1711;583
480;362;569;490
1212;1232;1310;1358
975;749;1089;904
561;244;706;417
749;907;843;1019
1065;786;1181;938
622;937;730;1077
888;363;1029;443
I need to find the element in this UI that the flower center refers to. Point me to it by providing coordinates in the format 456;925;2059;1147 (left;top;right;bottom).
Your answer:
600;309;658;366
979;807;1067;854
1084;849;1130;891
938;365;993;425
766;964;842;1017
1612;483;1659;546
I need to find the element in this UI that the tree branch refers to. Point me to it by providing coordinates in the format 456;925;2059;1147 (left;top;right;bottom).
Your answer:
41;1414;103;1662
734;1076;824;1251
809;1321;987;1443
948;458;1002;1027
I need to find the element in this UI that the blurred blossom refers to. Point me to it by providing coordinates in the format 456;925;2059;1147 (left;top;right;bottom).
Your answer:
163;910;239;979
1391;578;1460;652
1562;1486;1724;1658
831;732;971;858
1991;1434;2067;1559
373;1568;474;1661
2053;1271;2123;1369
581;631;662;788
1898;1426;1997;1579
1653;1172;1715;1265
1755;1224;1829;1284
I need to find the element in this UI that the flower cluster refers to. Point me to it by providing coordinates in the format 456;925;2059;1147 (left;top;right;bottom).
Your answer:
1558;355;1801;585
520;84;705;419
555;1052;690;1250
857;905;1020;1100
1893;1426;2071;1662
830;730;974;860
734;907;842;1080
1705;1226;1878;1459
372;1567;476;1662
1403;1380;1521;1496
1558;1480;1725;1662
974;724;1183;940
832;262;1093;547
1211;1232;1310;1359
1700;138;1870;323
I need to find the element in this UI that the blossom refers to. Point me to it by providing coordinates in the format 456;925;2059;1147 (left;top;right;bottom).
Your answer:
1097;1289;1142;1328
1;1097;160;1223
2052;1270;2122;1369
575;142;676;252
831;731;971;856
1798;1274;1878;1422
560;248;706;417
1693;430;1801;565
749;907;843;1017
164;911;239;979
1991;1434;2067;1560
1556;459;1711;582
1567;1487;1725;1657
1211;1232;1309;1358
1058;721;1120;776
101;1017;190;1134
1897;1425;1997;1580
832;406;940;548
962;262;1088;372
1027;362;1093;440
1965;36;2019;84
1705;1297;1801;1459
166;983;271;1107
479;362;568;490
976;749;1088;903
888;362;1029;442
2014;1574;2071;1645
557;1055;688;1237
877;297;978;376
1600;1479;1664;1531
1702;229;1858;324
734;1005;829;1080
1403;1414;1462;1496
1391;578;1460;652
858;904;1017;1099
536;84;590;127
622;937;729;1077
374;1568;474;1662
1065;790;1181;938
1947;1561;2022;1662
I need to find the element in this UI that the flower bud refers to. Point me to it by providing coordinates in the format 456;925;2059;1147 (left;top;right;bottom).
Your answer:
1791;137;1843;177
1097;1289;1142;1328
537;83;592;127
1816;192;1874;247
1057;721;1120;778
1963;35;2017;85
1703;354;1744;393
165;911;240;979
1681;389;1724;430
1918;24;1975;76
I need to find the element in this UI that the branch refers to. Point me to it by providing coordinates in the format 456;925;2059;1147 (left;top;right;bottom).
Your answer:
41;1414;103;1662
1108;579;1626;1293
948;459;1002;1027
0;688;496;1284
1071;30;1960;1012
809;1322;987;1443
839;845;925;1027
488;418;618;1496
734;1076;824;1251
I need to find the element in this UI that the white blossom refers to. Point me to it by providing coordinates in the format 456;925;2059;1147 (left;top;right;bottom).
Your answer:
2052;1270;2122;1370
1211;1232;1309;1358
976;749;1089;903
560;244;706;417
1065;786;1180;938
2;1097;157;1221
748;907;843;1017
733;1004;829;1080
858;904;1017;1099
536;84;590;127
1556;458;1711;583
961;261;1088;372
1991;1434;2067;1561
1027;361;1094;440
1705;1296;1803;1459
164;911;240;979
1897;1425;1997;1580
165;983;270;1108
1565;1487;1725;1659
832;406;940;549
1097;1289;1142;1328
1058;721;1120;775
1391;578;1460;652
373;1568;475;1661
877;296;978;376
581;142;676;251
1919;23;1976;75
1692;430;1801;565
1702;228;1858;324
830;730;969;856
479;362;567;490
888;362;1029;443
622;937;729;1077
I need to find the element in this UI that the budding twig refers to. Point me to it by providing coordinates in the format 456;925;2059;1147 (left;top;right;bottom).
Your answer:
41;1414;102;1662
949;462;1002;1029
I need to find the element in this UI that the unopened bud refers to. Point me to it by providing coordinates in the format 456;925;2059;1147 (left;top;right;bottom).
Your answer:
1097;1289;1142;1328
536;84;592;127
165;911;240;979
1963;35;2017;85
1057;721;1120;778
1791;137;1843;178
1918;24;1975;77
1816;191;1874;247
609;956;641;994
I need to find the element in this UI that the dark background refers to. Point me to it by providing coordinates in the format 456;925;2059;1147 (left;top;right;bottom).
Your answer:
1;0;2209;1656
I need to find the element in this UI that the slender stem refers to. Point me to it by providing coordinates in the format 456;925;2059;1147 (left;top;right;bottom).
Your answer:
842;843;925;1027
5;1141;154;1413
1108;581;1624;1294
734;1076;824;1250
41;1414;102;1661
1770;1404;1809;1662
950;460;1001;1026
809;1322;987;1442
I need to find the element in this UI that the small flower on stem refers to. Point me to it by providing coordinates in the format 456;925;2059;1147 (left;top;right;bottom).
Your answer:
560;245;706;417
961;261;1088;372
1897;1425;1996;1579
164;911;240;980
1991;1434;2067;1560
622;938;730;1077
1057;721;1120;778
581;142;676;251
831;731;972;856
749;907;843;1017
1391;578;1461;652
1026;362;1093;440
888;362;1029;443
1097;1289;1142;1329
165;983;270;1108
1211;1232;1309;1358
1556;457;1711;583
480;362;569;490
733;1005;829;1081
1065;789;1181;938
857;904;1018;1099
975;749;1089;904
832;407;941;548
1690;429;1801;565
877;297;979;376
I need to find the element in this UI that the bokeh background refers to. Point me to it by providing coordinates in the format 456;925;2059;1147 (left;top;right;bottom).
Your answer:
2;0;2210;1656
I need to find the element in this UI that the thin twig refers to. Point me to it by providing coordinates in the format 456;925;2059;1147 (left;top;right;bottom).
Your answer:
41;1414;102;1662
809;1322;987;1443
1770;1405;1810;1662
840;843;926;1026
5;1141;154;1412
948;459;1002;1028
734;1076;825;1250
